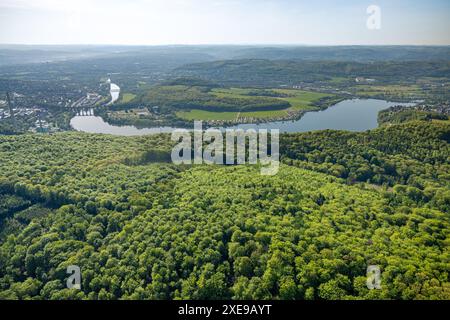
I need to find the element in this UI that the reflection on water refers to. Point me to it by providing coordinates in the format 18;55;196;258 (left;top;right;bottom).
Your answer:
227;99;415;132
70;116;176;136
109;83;120;105
71;99;416;136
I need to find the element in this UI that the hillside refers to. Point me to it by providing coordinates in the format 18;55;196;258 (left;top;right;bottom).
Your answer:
0;121;449;300
175;60;450;87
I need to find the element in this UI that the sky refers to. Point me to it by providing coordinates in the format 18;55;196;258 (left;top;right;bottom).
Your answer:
0;0;449;45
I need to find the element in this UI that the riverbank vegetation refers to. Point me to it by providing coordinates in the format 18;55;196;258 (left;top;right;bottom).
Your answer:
378;106;449;126
175;60;450;87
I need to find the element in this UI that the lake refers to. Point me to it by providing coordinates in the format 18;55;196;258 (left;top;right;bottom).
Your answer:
70;99;415;136
70;116;176;136
229;99;415;132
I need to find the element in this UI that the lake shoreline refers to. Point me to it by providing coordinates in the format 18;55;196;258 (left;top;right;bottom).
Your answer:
70;99;416;136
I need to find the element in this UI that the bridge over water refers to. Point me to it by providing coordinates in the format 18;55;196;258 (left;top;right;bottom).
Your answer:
73;108;95;116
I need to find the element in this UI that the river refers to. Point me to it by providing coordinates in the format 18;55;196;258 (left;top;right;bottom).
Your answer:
108;82;121;105
70;99;415;136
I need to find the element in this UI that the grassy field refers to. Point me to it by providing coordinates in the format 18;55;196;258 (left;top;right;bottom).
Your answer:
354;84;425;99
274;89;329;111
210;87;255;98
177;88;332;121
113;86;338;122
239;109;289;119
176;110;239;121
176;108;291;121
120;93;137;103
328;77;349;84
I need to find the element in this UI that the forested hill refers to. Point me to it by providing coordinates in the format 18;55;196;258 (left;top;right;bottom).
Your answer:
281;121;450;189
175;60;450;87
0;121;449;300
232;46;450;62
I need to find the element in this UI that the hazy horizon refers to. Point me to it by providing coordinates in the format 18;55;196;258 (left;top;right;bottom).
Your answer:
2;44;450;47
0;0;449;46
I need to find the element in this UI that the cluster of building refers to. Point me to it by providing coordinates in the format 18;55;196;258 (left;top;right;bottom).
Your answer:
70;93;103;109
355;77;376;83
109;106;160;119
400;103;450;115
384;103;450;118
0;107;42;120
291;84;352;95
32;119;52;133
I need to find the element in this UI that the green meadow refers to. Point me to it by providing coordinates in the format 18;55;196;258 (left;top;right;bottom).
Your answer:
273;89;329;111
120;93;137;103
176;109;239;121
177;88;332;121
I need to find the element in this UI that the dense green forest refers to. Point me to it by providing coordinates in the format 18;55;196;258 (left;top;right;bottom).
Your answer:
281;122;450;192
175;60;450;87
378;109;449;126
0;120;449;300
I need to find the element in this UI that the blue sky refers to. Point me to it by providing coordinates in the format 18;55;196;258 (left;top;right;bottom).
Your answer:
0;0;449;45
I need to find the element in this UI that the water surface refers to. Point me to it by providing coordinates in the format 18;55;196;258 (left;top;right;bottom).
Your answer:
71;99;415;135
70;116;175;136
227;99;414;132
109;83;120;105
